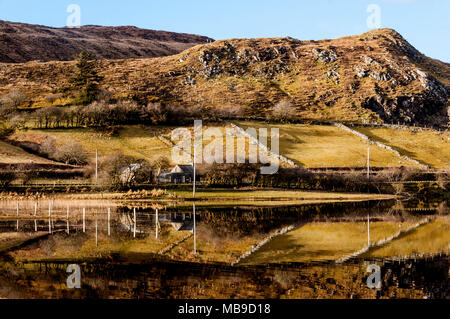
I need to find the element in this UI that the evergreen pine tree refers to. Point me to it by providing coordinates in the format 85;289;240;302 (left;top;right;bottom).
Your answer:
70;51;103;105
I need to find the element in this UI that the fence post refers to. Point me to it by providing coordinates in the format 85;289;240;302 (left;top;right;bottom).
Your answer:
16;202;19;231
83;208;86;233
193;203;197;255
155;209;158;239
107;208;111;236
133;208;136;238
66;205;70;234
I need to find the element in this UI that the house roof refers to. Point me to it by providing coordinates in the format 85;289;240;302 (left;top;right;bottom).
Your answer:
170;164;194;174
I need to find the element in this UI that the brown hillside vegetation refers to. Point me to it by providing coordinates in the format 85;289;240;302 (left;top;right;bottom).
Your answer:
0;20;213;63
0;28;448;126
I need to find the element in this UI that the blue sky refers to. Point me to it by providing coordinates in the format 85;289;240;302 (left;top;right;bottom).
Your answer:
0;0;449;61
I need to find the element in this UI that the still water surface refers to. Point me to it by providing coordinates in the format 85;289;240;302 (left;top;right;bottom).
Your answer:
0;199;448;299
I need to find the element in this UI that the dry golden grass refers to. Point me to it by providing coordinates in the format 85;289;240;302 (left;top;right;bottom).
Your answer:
172;188;395;201
0;140;55;164
1;29;445;126
235;121;415;168
12;125;173;163
353;127;450;168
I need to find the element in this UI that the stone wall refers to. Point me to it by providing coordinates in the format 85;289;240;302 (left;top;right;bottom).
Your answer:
332;122;429;169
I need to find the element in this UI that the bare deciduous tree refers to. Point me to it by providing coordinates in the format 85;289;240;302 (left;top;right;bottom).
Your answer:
55;142;88;165
270;100;297;123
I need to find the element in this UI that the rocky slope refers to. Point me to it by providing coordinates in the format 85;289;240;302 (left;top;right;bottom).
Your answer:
0;28;448;126
0;20;213;62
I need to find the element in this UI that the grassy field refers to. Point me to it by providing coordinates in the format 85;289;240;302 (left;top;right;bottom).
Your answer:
240;221;416;264
11;125;173;163
0;140;55;165
6;123;446;170
352;127;450;168
364;217;450;258
171;188;395;202
234;121;416;168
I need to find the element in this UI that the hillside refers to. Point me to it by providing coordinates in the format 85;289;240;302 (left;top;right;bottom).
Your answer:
0;28;448;126
7;121;449;169
0;20;213;63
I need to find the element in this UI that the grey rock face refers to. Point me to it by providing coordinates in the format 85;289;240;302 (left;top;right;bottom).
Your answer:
327;67;340;84
355;65;370;78
416;70;448;103
371;71;391;81
362;92;448;127
183;75;196;86
312;48;338;63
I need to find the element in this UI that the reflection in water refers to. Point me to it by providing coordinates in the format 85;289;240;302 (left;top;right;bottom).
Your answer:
0;256;447;299
0;198;448;299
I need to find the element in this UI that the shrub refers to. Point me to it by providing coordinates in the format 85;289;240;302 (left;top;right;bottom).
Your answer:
141;102;167;124
44;93;63;104
9;115;27;130
0;121;15;138
39;136;57;157
0;90;27;108
16;164;37;185
217;104;244;119
0;90;27;120
269;100;297;123
55;142;88;165
0;170;15;188
98;153;140;189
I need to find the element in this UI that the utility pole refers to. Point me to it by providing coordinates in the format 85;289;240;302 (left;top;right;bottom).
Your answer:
193;139;196;198
107;208;111;236
133;208;136;238
193;139;197;255
193;203;197;255
367;147;370;180
95;149;98;184
155;209;159;239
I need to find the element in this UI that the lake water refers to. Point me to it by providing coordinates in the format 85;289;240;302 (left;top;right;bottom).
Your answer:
0;198;448;299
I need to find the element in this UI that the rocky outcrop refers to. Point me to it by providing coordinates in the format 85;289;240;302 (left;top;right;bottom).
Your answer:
312;48;338;63
1;28;448;127
362;92;448;127
416;70;448;104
